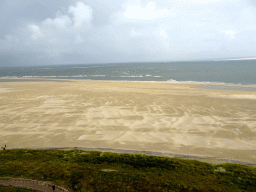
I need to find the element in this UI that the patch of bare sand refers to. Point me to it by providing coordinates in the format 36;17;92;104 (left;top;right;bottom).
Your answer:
0;88;15;93
0;80;256;164
216;95;256;99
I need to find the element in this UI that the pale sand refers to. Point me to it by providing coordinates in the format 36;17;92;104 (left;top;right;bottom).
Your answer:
0;79;256;165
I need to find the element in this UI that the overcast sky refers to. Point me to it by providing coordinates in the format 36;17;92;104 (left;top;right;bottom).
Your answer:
0;0;256;66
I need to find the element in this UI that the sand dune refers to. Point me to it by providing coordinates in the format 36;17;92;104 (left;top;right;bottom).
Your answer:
0;79;256;164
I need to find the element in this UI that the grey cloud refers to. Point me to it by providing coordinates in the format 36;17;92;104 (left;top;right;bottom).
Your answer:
1;0;256;66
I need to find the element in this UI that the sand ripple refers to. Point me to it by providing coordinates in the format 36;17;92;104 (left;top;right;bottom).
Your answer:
0;80;256;163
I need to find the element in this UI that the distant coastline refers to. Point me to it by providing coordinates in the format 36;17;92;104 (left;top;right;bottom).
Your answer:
224;57;256;61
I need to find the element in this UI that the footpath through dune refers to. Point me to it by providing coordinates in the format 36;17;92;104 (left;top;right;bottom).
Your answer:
0;177;68;192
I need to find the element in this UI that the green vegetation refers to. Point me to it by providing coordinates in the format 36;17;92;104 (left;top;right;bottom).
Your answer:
0;185;40;192
0;149;256;191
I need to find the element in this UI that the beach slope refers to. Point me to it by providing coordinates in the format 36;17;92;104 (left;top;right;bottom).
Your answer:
0;79;256;163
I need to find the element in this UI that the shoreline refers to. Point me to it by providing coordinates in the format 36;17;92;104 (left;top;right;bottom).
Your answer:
0;77;256;90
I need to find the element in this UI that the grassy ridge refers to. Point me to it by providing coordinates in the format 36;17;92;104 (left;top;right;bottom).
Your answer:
0;149;256;191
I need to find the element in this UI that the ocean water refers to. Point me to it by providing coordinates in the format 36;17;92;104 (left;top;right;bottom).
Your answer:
0;60;256;86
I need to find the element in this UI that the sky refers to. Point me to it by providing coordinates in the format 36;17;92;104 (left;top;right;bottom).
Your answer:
0;0;256;66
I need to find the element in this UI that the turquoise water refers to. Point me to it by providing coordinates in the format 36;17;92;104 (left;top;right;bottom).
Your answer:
0;60;255;86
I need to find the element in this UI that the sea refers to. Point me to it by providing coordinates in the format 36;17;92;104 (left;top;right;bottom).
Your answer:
0;60;256;89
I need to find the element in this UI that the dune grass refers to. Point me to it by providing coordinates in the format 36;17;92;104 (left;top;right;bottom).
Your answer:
0;149;256;191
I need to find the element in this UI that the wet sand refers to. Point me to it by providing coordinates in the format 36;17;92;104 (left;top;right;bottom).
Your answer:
0;79;256;164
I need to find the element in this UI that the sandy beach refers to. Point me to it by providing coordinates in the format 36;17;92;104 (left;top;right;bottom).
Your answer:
0;79;256;164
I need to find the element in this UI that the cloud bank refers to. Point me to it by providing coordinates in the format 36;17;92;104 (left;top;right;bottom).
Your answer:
0;0;256;66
